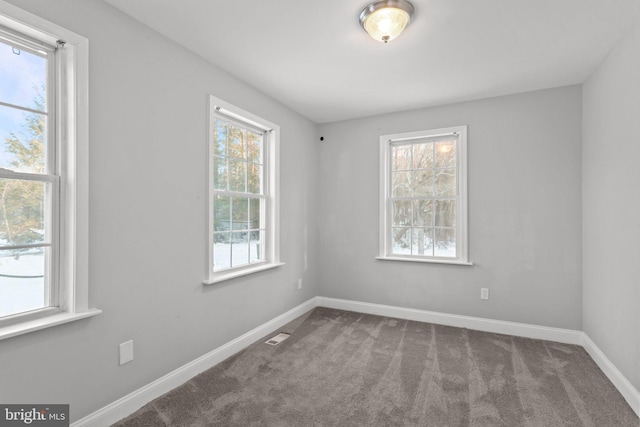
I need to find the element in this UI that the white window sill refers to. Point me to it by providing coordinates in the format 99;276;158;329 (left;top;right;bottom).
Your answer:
375;256;474;266
203;262;285;285
0;308;102;341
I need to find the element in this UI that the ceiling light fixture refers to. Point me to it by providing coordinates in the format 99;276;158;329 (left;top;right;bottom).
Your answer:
359;0;414;44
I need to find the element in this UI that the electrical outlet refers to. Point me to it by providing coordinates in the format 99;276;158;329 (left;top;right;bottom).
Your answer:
119;340;134;365
480;288;489;300
296;278;302;290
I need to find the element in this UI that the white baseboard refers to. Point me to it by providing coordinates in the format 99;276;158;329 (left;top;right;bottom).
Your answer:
581;334;640;417
72;298;317;427
74;296;639;425
315;297;584;345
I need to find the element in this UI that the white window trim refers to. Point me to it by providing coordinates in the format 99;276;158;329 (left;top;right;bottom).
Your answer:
0;1;100;341
378;125;472;266
203;95;283;285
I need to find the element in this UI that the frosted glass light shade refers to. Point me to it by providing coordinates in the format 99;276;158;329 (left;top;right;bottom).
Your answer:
359;0;414;43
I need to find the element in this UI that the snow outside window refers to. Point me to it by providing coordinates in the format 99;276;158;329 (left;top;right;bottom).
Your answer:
378;126;470;265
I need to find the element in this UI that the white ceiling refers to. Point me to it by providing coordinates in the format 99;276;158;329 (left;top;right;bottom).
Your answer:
104;0;640;123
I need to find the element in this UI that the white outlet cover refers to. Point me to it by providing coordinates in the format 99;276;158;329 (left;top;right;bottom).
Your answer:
119;340;134;365
481;288;489;300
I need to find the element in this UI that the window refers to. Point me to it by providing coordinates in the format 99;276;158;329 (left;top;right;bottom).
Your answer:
378;126;470;265
0;3;97;339
205;96;282;284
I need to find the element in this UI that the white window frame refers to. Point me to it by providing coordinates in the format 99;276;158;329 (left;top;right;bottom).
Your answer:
377;125;472;266
204;95;283;284
0;1;100;340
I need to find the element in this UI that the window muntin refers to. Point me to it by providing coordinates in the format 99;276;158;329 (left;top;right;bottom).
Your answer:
0;2;97;340
212;117;267;271
390;137;457;257
380;126;469;264
0;31;58;319
207;96;281;283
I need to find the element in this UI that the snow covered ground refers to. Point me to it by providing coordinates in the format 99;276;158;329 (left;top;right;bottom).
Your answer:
0;253;45;318
214;241;262;270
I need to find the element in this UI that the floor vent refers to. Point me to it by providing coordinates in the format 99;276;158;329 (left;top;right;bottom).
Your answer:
265;333;290;346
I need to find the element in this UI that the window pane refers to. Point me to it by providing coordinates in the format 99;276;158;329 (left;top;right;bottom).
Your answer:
392;145;411;171
391;200;411;226
231;231;249;267
383;129;465;262
228;126;245;159
249;230;263;264
435;140;456;168
435;228;456;257
413;200;433;226
435;168;456;196
0;104;47;174
213;195;230;231
213;232;231;270
247;163;262;194
391;227;411;255
412;228;433;256
213;156;227;190
213;120;227;157
249;197;261;229
391;171;411;197
0;40;47;111
413;170;433;197
247;131;263;164
0;248;47;317
210;103;277;277
0;178;47;246
435;200;456;228
413;142;433;169
228;159;246;192
231;196;248;230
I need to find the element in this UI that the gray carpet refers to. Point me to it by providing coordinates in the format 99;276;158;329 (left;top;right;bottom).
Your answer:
115;307;639;426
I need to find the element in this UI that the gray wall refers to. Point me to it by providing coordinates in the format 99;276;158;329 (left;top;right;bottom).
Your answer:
2;0;636;421
318;86;583;330
0;0;320;421
582;20;640;391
